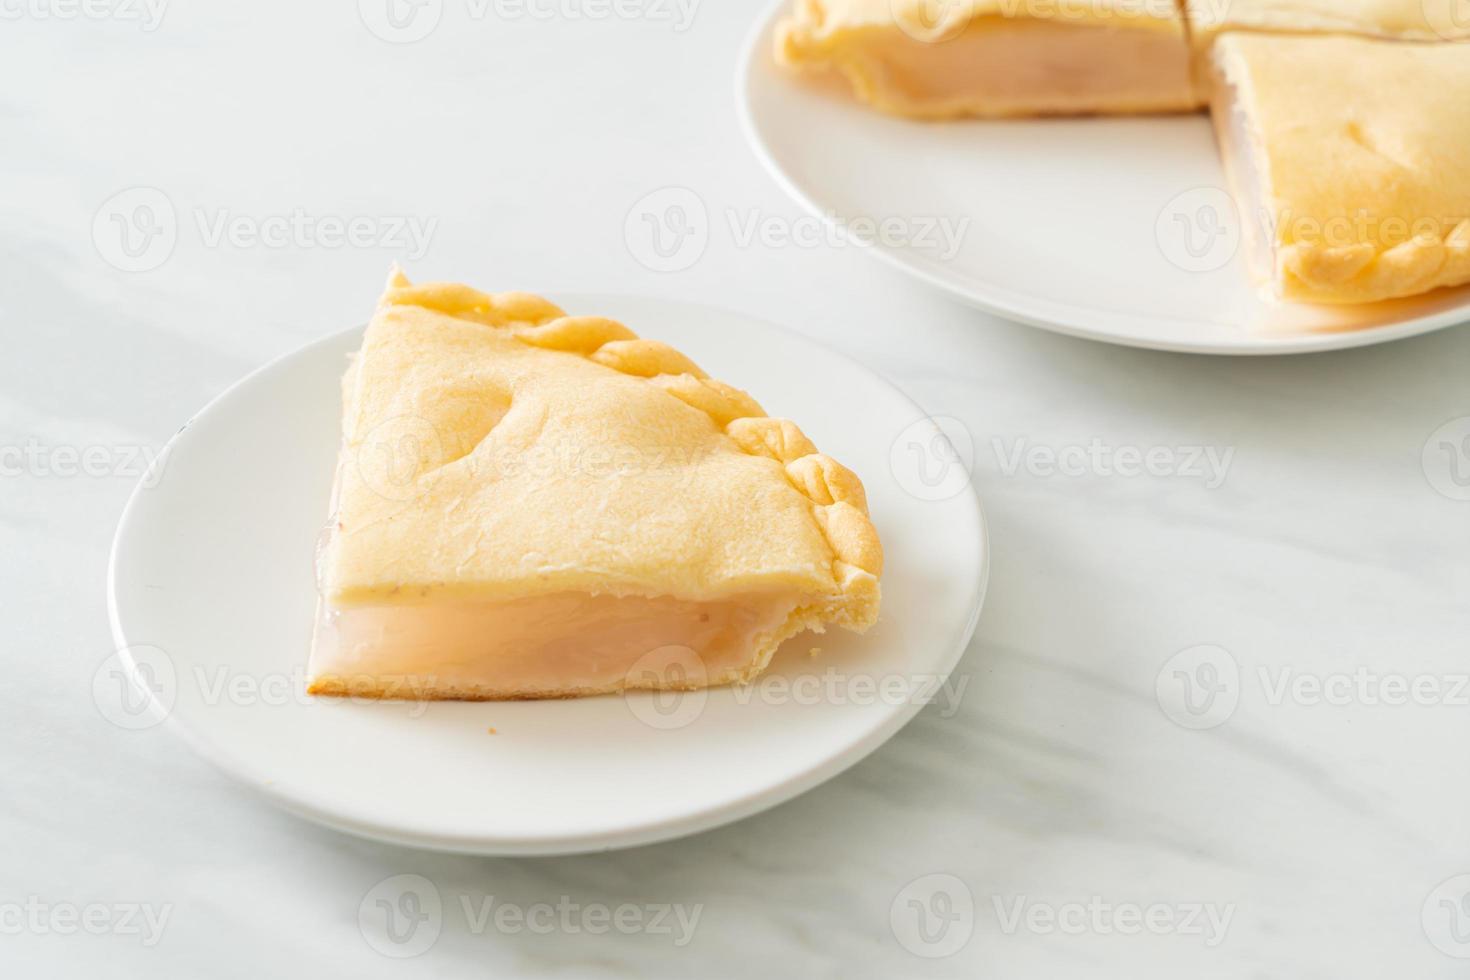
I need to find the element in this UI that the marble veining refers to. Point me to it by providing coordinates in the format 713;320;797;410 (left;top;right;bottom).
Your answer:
2;3;1468;978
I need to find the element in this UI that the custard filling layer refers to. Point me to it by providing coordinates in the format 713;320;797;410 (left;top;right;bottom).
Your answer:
785;18;1198;117
307;591;805;699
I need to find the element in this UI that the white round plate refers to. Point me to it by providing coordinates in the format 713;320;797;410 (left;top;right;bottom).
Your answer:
737;2;1470;355
107;294;987;855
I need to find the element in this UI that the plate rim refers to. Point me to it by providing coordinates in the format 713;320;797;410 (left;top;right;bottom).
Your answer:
734;0;1470;356
106;292;990;855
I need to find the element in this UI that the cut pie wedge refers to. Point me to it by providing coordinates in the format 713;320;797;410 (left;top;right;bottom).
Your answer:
307;272;883;701
1211;33;1470;304
776;0;1201;119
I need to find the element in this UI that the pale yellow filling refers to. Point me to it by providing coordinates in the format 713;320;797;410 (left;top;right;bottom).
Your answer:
307;591;805;700
788;18;1198;118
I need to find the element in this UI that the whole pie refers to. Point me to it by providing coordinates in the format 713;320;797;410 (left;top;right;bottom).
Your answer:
1211;33;1470;303
307;271;883;700
776;0;1200;118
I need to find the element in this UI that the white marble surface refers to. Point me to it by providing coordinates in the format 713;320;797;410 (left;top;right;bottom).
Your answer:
3;3;1469;977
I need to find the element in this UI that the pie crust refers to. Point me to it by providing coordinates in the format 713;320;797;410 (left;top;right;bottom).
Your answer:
1212;33;1470;304
1183;0;1470;49
307;271;883;700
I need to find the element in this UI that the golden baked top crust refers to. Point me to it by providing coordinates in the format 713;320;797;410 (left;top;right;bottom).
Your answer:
781;0;1185;46
1215;33;1470;303
1184;0;1470;44
321;271;882;624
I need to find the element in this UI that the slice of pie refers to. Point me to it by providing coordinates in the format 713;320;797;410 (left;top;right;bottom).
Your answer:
775;0;1201;119
1210;33;1470;304
1183;0;1470;51
307;271;883;701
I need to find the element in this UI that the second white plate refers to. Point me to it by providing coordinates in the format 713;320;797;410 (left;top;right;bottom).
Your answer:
737;2;1470;355
106;293;987;855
